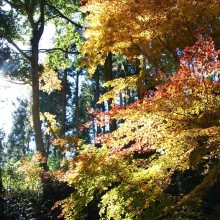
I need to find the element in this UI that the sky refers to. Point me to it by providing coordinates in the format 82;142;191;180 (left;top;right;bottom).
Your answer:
0;24;55;135
0;77;31;134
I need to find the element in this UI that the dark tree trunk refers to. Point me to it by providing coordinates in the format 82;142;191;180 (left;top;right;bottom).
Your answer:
119;92;123;105
31;40;45;157
45;134;51;158
104;52;117;132
94;72;102;136
75;71;80;136
101;102;106;134
127;88;133;105
61;67;68;136
29;0;47;165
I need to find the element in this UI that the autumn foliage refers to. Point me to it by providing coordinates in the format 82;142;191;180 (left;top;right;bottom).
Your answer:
81;0;220;75
57;35;220;219
2;0;220;219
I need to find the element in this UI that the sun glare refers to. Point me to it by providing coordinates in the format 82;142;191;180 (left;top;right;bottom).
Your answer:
0;23;54;135
0;74;31;135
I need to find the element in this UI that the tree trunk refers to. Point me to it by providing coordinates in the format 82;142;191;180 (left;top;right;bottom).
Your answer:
75;71;80;136
94;72;102;136
29;0;46;164
45;134;50;158
101;102;106;134
31;36;45;157
104;52;117;132
61;67;68;136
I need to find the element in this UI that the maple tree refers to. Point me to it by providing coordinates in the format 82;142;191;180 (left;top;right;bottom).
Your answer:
50;1;220;217
57;36;220;219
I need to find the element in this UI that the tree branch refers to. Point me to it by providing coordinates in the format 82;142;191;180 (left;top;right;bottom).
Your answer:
45;15;59;23
152;30;180;64
3;77;28;85
131;38;170;79
36;0;45;40
39;48;79;54
0;31;31;61
25;0;36;27
46;2;83;29
4;0;25;10
14;48;79;55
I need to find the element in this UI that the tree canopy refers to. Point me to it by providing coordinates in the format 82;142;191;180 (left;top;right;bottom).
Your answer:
82;0;220;75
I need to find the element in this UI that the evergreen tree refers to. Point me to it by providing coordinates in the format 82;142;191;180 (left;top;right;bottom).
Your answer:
6;99;33;161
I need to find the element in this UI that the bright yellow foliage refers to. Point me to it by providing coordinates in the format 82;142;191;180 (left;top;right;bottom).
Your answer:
40;112;60;135
81;0;220;75
39;66;62;93
16;152;45;191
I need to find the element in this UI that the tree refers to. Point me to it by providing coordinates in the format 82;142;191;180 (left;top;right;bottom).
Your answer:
0;129;5;190
0;0;83;162
0;0;47;158
6;99;33;160
60;60;68;136
57;35;220;220
78;76;96;142
103;52;117;132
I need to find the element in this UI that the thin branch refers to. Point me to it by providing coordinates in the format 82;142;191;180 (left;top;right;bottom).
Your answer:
39;48;79;54
131;38;170;79
14;48;79;54
171;98;203;127
3;77;28;85
152;30;180;63
46;2;83;28
4;0;25;10
45;15;59;23
0;31;31;61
